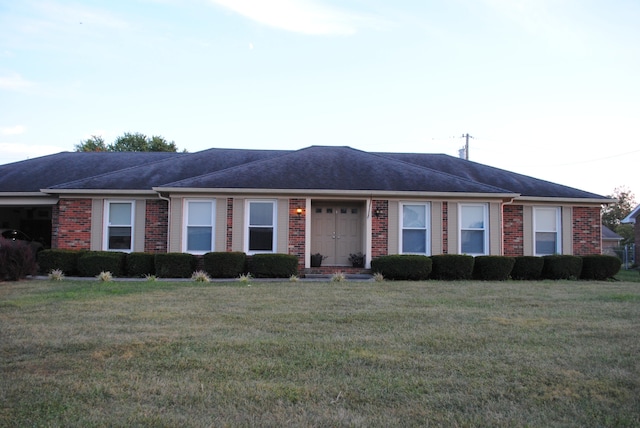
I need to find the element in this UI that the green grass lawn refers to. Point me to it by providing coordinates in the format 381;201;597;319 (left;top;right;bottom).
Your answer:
1;277;639;427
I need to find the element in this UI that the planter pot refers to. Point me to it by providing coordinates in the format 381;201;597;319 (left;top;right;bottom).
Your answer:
311;254;324;267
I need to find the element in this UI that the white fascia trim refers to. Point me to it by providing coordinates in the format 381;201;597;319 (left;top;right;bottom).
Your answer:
515;196;614;204
41;189;157;196
0;196;59;205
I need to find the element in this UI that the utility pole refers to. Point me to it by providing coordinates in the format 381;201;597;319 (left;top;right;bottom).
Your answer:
461;133;473;160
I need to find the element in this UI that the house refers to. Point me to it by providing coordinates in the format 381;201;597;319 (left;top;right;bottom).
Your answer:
0;145;611;272
601;225;623;256
622;205;640;264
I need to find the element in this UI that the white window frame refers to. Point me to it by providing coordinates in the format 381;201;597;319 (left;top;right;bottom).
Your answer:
183;199;216;255
458;203;488;256
245;200;277;254
533;206;562;256
399;202;431;255
103;200;135;252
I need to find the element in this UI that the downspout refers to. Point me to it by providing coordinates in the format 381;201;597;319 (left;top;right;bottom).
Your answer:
157;192;171;252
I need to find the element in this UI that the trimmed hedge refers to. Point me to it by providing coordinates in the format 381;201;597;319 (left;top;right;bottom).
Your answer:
542;255;583;280
204;252;247;278
370;255;432;280
580;255;621;280
77;251;126;277
0;238;37;281
248;253;298;278
472;256;515;281
510;256;545;280
430;254;474;280
37;249;86;275
155;253;197;278
126;252;156;277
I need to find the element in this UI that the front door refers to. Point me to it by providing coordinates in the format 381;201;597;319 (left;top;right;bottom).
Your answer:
311;202;363;265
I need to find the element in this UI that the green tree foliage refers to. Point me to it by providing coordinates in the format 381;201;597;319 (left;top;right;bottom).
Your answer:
75;132;180;152
602;186;636;245
74;135;107;152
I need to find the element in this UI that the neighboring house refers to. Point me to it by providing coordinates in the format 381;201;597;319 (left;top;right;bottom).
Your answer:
601;225;623;256
0;146;612;272
622;205;640;264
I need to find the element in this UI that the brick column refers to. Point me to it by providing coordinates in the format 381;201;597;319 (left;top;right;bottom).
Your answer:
289;198;306;269
226;198;233;251
56;199;92;250
573;206;601;255
144;199;168;253
503;204;524;256
372;199;388;258
442;202;448;254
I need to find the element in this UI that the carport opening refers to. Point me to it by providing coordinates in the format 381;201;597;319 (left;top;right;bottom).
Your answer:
0;206;52;249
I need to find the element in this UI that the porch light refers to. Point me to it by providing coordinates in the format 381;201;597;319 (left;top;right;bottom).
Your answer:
374;209;383;217
296;208;303;216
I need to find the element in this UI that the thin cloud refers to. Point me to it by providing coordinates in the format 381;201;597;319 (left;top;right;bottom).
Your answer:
210;0;372;35
0;73;35;91
1;125;26;135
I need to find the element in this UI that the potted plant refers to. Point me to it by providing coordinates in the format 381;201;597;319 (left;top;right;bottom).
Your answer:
349;252;365;268
311;253;327;267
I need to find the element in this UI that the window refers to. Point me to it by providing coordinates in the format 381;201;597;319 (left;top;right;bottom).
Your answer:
184;200;215;253
400;203;430;254
459;203;488;255
534;207;561;255
105;201;134;251
246;200;276;253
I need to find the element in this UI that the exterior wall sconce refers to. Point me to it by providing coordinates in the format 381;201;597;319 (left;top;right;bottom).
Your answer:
296;208;303;216
374;209;383;217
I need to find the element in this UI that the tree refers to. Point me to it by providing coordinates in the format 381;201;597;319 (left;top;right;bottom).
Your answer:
74;132;180;152
75;135;107;152
602;186;636;245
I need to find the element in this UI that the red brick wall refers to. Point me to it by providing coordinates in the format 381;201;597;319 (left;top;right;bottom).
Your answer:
144;199;168;253
226;198;233;251
289;198;306;269
503;204;524;256
442;202;448;254
372;199;388;258
573;206;602;255
55;199;92;250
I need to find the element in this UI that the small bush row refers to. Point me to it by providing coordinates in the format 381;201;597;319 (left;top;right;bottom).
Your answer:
36;250;299;279
371;254;621;281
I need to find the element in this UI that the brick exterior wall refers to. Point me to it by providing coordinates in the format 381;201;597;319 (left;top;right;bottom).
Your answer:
144;199;168;253
442;202;448;254
288;198;306;269
573;206;602;255
372;199;388;258
503;204;524;256
226;198;233;251
55;199;92;250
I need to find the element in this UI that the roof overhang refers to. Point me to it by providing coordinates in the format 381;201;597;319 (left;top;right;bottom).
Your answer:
514;196;614;204
41;188;159;196
153;187;519;200
622;204;640;224
0;192;59;205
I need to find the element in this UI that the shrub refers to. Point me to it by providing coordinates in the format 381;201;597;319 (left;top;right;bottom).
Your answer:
0;238;37;281
542;255;583;280
154;253;197;278
473;256;515;281
248;254;298;278
370;255;432;280
37;249;86;275
580;255;621;280
77;251;126;277
203;252;246;278
430;254;474;280
510;256;545;280
191;270;211;282
126;252;156;277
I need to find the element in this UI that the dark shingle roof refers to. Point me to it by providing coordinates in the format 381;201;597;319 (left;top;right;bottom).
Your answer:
161;146;512;194
0;145;609;201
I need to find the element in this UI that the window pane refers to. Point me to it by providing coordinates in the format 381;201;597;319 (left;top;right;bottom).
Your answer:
403;229;426;253
188;202;212;225
109;203;131;225
536;209;557;231
536;232;557;255
461;230;484;254
461;206;484;229
403;205;426;228
250;202;273;226
249;227;273;251
108;226;131;249
187;226;212;251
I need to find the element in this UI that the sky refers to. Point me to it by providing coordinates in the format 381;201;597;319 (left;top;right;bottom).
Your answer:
1;0;639;199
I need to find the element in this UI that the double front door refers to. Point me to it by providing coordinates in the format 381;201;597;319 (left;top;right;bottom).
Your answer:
311;202;363;266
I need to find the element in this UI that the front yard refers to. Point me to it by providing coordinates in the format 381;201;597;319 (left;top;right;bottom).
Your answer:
1;277;639;426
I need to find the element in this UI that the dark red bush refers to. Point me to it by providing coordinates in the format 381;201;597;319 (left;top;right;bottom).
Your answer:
0;237;38;281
